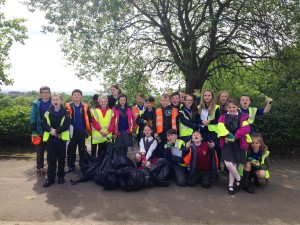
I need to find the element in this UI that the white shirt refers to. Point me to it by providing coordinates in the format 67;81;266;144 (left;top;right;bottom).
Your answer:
200;108;209;128
139;136;158;160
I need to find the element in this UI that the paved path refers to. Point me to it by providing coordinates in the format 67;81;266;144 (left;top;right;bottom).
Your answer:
0;158;299;225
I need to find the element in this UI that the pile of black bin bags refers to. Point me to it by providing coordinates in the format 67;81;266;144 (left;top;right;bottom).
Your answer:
70;143;170;191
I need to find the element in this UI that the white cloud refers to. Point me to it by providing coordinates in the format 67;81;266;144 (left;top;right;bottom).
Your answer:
1;0;101;93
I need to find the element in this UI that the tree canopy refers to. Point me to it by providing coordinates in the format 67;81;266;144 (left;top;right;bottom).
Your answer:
0;0;27;87
25;0;300;93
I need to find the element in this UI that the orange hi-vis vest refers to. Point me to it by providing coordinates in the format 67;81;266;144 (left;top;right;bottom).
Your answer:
156;107;178;134
133;105;145;133
65;102;91;132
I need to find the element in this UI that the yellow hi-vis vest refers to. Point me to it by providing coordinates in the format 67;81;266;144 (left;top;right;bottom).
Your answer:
91;108;114;144
179;110;193;137
261;151;270;179
247;107;257;124
133;105;145;134
165;139;188;167
208;105;220;134
43;111;70;142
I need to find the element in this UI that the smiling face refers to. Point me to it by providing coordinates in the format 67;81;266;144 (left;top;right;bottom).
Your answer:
171;95;180;106
203;91;213;104
110;87;119;97
143;126;153;137
219;92;228;105
167;133;177;144
184;95;194;108
226;102;239;116
161;96;170;108
99;97;108;108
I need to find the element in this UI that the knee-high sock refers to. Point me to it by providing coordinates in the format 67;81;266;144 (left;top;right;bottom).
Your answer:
225;161;240;187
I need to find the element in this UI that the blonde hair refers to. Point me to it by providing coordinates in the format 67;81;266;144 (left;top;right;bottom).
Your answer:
98;94;108;101
51;93;62;100
198;89;216;116
217;90;229;105
251;133;268;153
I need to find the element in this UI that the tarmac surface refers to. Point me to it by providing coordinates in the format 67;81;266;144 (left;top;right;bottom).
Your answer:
0;157;299;225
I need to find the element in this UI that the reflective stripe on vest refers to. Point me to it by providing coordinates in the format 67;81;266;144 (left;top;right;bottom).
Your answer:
179;110;193;137
208;105;220;133
91;108;113;144
242;121;252;143
156;108;178;134
261;151;270;179
65;102;91;132
133;106;145;134
43;111;70;142
247;107;257;124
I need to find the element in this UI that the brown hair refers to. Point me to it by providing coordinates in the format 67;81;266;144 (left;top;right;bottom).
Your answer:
198;89;216;116
251;133;268;152
39;86;50;93
225;98;239;107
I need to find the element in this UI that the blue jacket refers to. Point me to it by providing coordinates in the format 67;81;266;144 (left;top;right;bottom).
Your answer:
30;98;50;135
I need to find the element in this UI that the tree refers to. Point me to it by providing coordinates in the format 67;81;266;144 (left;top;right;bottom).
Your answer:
0;0;27;88
25;0;299;93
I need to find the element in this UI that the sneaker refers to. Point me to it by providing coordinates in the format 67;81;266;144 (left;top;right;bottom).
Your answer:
58;177;65;184
37;168;46;175
65;167;75;173
43;179;55;188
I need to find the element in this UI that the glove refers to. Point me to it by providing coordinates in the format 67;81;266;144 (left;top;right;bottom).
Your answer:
250;159;261;167
166;143;173;149
31;131;37;137
265;95;273;104
225;133;235;143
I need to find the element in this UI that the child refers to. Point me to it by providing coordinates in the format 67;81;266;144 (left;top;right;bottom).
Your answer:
65;89;92;173
30;86;52;175
240;95;272;134
186;131;218;188
164;129;191;186
218;98;251;195
42;93;71;187
217;90;229;115
170;91;182;109
153;94;179;158
134;125;158;170
108;85;122;109
91;94;115;160
132;93;146;143
90;94;99;157
112;94;135;156
179;92;185;104
243;133;270;192
136;96;156;139
178;94;200;143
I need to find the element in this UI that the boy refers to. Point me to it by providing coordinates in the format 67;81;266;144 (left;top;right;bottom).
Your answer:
164;129;191;186
132;93;146;143
42;93;70;187
136;96;156;139
65;89;92;173
239;95;272;134
170;92;182;109
186;131;218;188
30;86;52;175
153;94;179;158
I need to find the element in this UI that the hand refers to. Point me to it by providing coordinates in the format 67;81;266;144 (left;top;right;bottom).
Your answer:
186;140;191;148
226;133;235;143
166;142;173;148
193;89;201;97
113;134;117;139
154;133;158;138
50;128;57;136
202;120;209;126
144;120;148;124
265;95;273;104
141;160;146;166
208;141;215;148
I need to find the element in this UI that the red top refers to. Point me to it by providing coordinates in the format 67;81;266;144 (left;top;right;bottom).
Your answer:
195;142;211;171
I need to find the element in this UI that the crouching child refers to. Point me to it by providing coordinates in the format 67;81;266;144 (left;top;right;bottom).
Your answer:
42;93;71;187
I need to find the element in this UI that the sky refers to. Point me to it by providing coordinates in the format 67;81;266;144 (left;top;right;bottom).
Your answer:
1;0;101;94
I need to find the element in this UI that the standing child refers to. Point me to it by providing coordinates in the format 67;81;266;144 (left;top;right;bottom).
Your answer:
178;94;200;143
90;94;99;157
134;125;158;170
112;94;135;156
91;94;115;160
42;93;70;187
30;86;52;175
136;96;156;139
153;94;179;158
108;85;122;109
65;89;92;173
218;98;251;195
240;95;272;134
170;92;182;109
243;133;270;192
132;93;146;143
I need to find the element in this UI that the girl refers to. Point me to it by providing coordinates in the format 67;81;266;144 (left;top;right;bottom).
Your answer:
134;125;158;170
90;94;115;160
179;94;200;143
244;133;270;192
198;90;220;142
112;94;135;155
108;85;122;109
217;90;229;115
218;98;251;195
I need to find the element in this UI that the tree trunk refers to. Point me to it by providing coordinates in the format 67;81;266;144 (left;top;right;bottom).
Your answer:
184;69;206;94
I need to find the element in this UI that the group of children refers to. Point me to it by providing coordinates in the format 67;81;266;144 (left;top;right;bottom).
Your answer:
30;85;272;194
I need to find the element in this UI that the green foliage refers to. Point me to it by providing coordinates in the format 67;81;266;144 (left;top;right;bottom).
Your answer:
0;0;28;87
0;105;31;144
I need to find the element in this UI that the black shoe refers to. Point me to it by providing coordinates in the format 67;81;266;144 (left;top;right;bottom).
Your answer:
235;179;241;191
228;186;235;195
58;177;65;184
65;167;75;173
243;185;255;193
43;179;55;188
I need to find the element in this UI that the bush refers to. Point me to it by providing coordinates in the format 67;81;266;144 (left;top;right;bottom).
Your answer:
0;105;31;144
